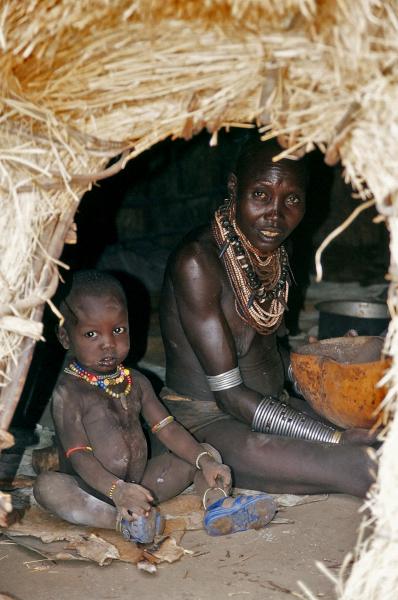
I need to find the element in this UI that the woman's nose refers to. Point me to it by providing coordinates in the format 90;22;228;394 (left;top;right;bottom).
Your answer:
264;197;281;220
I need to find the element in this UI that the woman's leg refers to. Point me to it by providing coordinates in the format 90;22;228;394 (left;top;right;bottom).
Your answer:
196;419;375;497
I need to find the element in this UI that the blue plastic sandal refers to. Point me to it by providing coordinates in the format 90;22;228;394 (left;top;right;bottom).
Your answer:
203;493;277;536
120;509;164;544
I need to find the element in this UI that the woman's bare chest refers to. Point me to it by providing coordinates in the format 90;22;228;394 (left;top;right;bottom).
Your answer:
220;283;257;356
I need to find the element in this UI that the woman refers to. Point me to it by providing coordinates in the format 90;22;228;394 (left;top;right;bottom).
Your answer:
159;137;375;497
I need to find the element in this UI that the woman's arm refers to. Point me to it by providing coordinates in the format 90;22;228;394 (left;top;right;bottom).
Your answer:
168;246;344;445
170;246;262;424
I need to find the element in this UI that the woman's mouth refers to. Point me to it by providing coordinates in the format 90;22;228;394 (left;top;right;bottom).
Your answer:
259;229;282;240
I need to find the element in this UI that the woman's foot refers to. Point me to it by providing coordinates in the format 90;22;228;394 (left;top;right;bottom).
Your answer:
203;493;277;536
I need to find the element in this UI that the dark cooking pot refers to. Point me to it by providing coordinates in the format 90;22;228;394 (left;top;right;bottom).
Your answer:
316;300;390;340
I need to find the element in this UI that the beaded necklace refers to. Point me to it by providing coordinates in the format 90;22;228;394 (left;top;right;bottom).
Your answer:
64;361;132;410
212;198;290;335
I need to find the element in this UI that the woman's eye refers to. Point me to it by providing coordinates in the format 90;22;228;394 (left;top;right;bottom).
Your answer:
253;190;267;199
84;331;97;338
286;195;301;205
113;327;126;335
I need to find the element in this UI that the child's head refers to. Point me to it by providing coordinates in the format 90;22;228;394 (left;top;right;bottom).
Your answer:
58;270;129;374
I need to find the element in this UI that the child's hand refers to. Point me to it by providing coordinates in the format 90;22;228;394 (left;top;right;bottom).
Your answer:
112;481;154;521
201;459;232;494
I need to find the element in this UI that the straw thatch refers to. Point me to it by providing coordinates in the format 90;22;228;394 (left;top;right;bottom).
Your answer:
0;1;398;596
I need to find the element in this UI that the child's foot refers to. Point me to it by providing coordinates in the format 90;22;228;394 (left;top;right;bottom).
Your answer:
203;493;277;536
119;510;164;544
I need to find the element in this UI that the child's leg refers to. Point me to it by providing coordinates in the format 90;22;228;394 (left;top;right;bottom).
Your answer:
33;471;117;529
140;446;276;537
140;452;196;503
140;443;223;504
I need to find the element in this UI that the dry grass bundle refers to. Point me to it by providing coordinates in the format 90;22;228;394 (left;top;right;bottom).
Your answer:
262;1;398;204
334;213;398;600
0;1;275;411
259;5;398;595
0;2;398;597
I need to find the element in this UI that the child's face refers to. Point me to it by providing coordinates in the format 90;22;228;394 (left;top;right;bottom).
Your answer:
59;293;130;374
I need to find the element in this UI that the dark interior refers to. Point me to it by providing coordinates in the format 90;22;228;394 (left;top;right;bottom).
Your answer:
11;128;389;432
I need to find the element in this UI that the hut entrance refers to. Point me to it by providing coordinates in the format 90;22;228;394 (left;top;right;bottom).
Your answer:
12;129;389;432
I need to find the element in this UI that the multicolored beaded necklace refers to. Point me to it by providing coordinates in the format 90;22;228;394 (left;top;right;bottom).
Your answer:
64;361;132;410
212;198;290;335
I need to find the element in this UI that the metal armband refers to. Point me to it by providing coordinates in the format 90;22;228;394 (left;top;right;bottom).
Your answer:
251;396;342;444
206;367;243;391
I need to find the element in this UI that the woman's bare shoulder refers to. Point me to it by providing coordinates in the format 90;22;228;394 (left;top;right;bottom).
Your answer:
169;225;221;279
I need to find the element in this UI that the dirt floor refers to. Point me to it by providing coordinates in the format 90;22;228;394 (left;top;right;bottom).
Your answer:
0;494;363;600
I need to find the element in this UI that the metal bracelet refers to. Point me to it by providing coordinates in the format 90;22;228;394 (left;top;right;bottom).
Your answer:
195;451;212;470
206;367;243;391
151;415;175;434
202;487;228;509
251;396;341;444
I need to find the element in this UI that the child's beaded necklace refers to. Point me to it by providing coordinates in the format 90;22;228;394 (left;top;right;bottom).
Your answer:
64;361;132;410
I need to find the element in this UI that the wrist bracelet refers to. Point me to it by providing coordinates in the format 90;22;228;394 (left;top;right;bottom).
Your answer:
331;430;343;443
108;479;122;499
252;396;341;444
195;451;212;470
202;487;227;509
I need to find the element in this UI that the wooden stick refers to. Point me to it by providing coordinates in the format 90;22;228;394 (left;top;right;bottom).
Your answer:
315;199;375;282
0;187;82;430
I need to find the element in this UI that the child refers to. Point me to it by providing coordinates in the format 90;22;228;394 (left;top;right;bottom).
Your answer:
33;270;276;541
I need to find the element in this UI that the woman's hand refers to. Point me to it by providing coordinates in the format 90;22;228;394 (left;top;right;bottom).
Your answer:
111;481;154;521
340;427;380;447
200;456;232;494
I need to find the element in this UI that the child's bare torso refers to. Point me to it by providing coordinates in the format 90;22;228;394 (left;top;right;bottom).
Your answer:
53;369;148;484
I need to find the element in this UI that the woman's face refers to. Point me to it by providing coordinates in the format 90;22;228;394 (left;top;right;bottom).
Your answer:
229;151;306;255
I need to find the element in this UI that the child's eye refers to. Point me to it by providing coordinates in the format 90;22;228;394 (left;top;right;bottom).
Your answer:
113;326;126;335
84;331;97;339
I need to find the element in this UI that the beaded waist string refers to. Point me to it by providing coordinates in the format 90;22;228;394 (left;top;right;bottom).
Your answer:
212;199;290;335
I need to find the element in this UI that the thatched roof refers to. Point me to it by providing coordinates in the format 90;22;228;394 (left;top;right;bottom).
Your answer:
1;0;397;392
1;1;398;596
